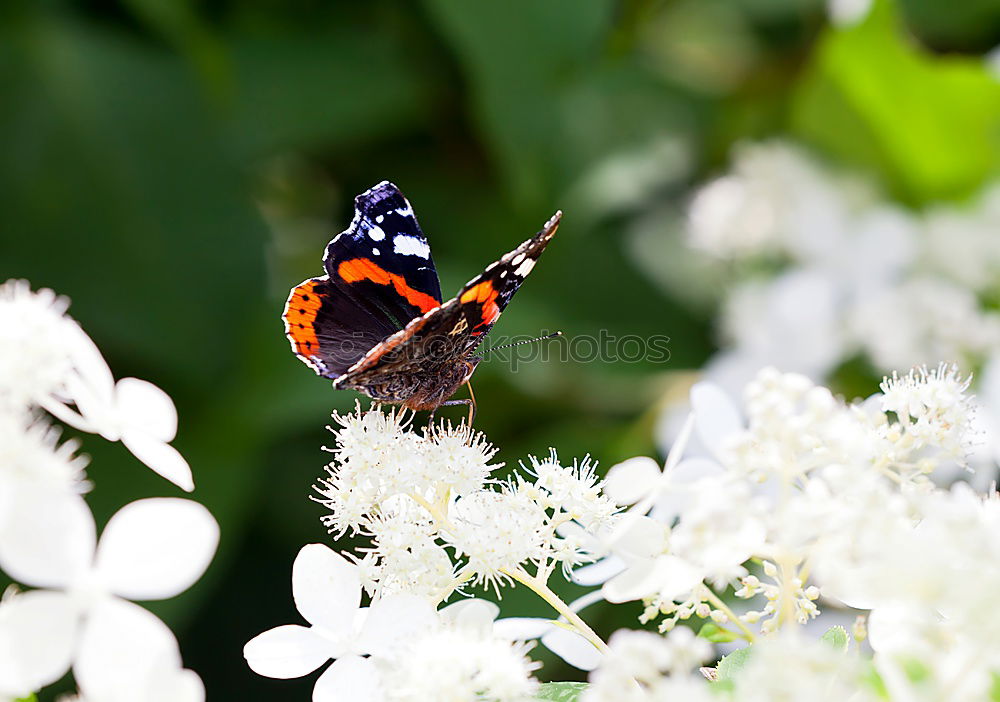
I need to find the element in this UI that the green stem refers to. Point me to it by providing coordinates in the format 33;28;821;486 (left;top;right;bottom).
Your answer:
410;492;607;653
703;587;757;642
503;566;609;653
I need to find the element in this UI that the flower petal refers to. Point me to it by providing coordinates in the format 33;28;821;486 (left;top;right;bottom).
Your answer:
603;555;702;604
541;627;603;671
292;544;361;630
614;516;669;560
0;590;79;696
146;667;206;702
313;656;383;702
571;555;626;586
65;322;116;404
244;625;334;679
115;378;178;442
603;457;661;506
493;617;552;640
95;498;218;600
0;487;95;588
356;593;436;657
439;598;499;634
74;597;182;702
120;433;194;492
690;381;742;454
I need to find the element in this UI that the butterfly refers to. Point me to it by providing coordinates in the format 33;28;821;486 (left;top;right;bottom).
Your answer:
282;181;560;420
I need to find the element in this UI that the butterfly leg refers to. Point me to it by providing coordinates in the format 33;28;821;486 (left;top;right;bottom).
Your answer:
465;380;477;425
433;383;477;426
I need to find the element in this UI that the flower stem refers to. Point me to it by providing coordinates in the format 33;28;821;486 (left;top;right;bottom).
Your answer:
504;566;609;653
703;587;757;642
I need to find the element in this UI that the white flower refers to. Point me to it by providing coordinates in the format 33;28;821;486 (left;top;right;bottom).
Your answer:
720;270;848;380
444;489;549;592
731;634;880;702
73;597;206;702
0;586;77;699
423;421;498;497
850;277;1000;371
829;0;873;25
70;377;195;492
381;599;539;702
921;184;1000;294
0;280;194;491
878;362;975;461
246;550;539;702
0;412;89;510
244;543;437;699
316;406;499;537
359;500;457;600
0;280;76;411
582;628;712;702
0;493;217;700
686;142;866;262
522;451;617;530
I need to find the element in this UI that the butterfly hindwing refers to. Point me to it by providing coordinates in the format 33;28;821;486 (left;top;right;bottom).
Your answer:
323;181;442;330
282;276;398;378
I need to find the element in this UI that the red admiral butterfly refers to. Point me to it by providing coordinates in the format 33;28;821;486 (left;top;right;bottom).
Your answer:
283;181;560;419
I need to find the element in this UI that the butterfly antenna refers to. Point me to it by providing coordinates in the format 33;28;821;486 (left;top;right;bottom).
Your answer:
482;331;562;354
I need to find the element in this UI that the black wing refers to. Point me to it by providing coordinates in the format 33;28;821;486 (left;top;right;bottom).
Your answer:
283;181;444;379
323;181;443;330
336;211;561;385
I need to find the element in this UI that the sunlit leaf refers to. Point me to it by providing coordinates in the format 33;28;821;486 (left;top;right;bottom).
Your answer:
535;681;588;701
793;0;1000;203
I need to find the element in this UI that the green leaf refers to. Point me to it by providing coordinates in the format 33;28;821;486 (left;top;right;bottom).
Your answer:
535;681;589;701
716;646;753;682
15;695;38;702
821;625;850;652
990;670;1000;702
421;0;615;206
901;657;932;683
862;661;891;699
792;0;1000;203
699;622;739;643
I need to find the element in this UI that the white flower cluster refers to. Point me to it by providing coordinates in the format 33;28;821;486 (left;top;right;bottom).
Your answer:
0;280;217;701
244;544;539;702
581;365;1000;701
315;406;617;598
656;141;1000;467
246;405;624;698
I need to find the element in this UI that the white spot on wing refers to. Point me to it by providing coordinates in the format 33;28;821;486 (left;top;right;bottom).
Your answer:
511;253;526;266
394;234;430;259
375;214;384;223
500;270;507;278
514;257;536;277
372;247;380;255
367;224;386;241
396;204;414;218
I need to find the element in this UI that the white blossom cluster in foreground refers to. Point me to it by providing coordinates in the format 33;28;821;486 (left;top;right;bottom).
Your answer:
0;280;217;701
244;406;616;700
245;361;1000;701
581;364;1000;701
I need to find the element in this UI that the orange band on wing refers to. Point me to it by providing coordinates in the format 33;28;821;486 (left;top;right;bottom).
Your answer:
283;279;325;358
337;258;440;314
460;280;501;328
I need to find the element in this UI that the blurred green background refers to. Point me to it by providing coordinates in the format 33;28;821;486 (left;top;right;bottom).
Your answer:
2;0;999;698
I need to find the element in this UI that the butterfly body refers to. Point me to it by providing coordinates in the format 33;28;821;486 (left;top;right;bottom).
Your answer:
282;181;559;413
